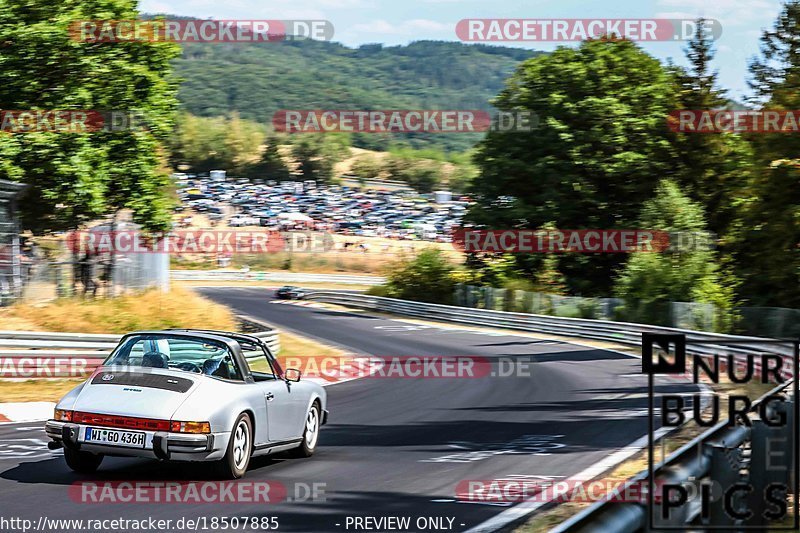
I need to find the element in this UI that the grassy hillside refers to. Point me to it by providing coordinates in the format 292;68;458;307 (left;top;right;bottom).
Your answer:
174;39;542;151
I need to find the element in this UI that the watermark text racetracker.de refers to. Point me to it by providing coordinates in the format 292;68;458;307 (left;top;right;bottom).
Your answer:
457;477;657;504
451;229;715;253
273;109;536;133
278;355;534;382
0;356;96;378
0;110;143;133
69;480;325;504
70;19;334;42
669;109;800;133
456;18;721;41
66;230;335;255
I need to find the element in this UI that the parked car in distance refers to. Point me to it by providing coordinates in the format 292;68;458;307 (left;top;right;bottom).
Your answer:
275;286;306;300
45;330;328;479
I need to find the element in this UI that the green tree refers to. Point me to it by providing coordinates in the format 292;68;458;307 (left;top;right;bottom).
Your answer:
170;112;266;174
728;0;800;306
671;18;752;237
462;253;521;287
245;137;291;180
468;38;682;296
174;40;540;153
448;162;478;193
384;155;413;179
384;154;443;193
533;254;567;295
291;134;349;182
169;113;225;171
223;112;265;174
0;1;181;233
378;249;456;304
350;154;383;180
293;138;332;182
395;162;441;193
614;180;736;331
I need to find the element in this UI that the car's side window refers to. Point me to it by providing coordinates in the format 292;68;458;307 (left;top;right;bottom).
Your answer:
241;341;277;380
128;340;146;365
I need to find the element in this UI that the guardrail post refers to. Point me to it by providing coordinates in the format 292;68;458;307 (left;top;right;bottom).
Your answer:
453;284;464;307
466;285;477;308
747;397;791;526
702;428;750;528
778;394;796;497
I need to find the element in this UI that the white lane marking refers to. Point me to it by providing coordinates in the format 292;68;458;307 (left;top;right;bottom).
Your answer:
0;438;62;460
270;300;326;308
374;324;435;332
422;435;566;463
458;500;512;507
462;426;674;533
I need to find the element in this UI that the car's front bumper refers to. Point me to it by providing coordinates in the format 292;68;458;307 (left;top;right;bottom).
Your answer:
46;420;229;462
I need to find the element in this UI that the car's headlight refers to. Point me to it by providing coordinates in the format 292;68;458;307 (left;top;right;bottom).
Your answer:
53;409;73;421
170;421;211;434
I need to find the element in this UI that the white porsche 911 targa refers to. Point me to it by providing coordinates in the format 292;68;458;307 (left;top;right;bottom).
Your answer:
45;330;328;479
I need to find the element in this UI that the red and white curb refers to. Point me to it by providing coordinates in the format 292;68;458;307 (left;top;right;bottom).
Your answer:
301;356;384;386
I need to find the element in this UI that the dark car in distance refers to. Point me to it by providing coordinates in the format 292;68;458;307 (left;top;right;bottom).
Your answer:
275;286;306;300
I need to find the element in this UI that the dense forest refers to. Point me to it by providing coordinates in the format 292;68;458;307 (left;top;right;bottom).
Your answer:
173;39;541;151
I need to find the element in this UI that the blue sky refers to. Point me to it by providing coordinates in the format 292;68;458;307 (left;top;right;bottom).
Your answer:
140;0;786;101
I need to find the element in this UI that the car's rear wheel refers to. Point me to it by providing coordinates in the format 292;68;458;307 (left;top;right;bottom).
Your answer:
215;413;252;479
64;448;103;473
291;403;320;458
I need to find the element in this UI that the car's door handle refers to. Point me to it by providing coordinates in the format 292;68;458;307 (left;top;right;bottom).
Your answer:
265;392;274;401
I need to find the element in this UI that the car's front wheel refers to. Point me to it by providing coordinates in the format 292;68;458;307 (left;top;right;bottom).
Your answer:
64;448;103;473
215;413;253;479
291;403;320;458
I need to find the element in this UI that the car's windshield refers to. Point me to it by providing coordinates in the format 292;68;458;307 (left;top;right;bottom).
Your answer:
103;334;243;380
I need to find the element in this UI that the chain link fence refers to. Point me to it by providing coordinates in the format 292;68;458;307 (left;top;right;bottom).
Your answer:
453;284;623;319
0;230;169;306
0;224;21;305
452;284;799;336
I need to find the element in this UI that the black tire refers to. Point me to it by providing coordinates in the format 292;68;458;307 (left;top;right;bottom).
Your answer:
214;413;252;479
290;402;320;458
64;448;103;473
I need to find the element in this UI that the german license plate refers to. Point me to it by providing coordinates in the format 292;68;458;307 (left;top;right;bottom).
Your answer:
84;427;146;448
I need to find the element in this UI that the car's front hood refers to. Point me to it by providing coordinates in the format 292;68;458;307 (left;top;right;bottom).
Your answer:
71;368;200;420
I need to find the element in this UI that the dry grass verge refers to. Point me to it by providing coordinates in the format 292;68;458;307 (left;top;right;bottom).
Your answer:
0;287;236;333
0;379;85;403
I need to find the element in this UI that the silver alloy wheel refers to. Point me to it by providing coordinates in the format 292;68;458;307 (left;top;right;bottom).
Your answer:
305;407;319;449
232;419;249;469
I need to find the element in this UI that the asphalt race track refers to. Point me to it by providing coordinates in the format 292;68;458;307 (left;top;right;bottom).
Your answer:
0;288;697;533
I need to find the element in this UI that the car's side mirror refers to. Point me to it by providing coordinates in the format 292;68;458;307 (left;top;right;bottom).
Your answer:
284;368;301;382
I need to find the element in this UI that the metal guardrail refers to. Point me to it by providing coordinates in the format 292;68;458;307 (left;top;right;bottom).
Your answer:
171;270;385;285
304;291;799;530
0;327;280;378
550;378;796;532
303;291;795;363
